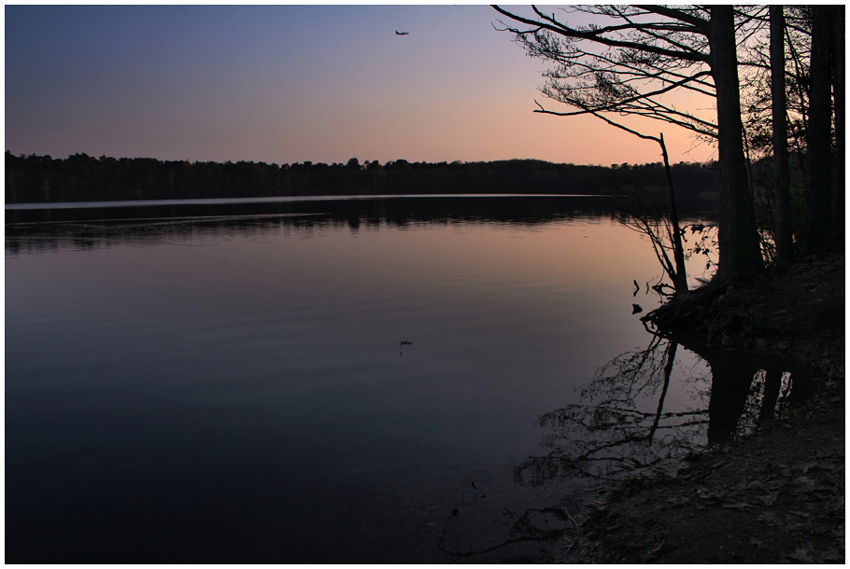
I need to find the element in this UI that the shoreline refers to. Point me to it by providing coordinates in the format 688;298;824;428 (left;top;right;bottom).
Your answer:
557;254;845;563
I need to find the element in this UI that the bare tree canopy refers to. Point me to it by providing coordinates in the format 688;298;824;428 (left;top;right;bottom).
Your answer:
491;5;755;139
493;5;765;285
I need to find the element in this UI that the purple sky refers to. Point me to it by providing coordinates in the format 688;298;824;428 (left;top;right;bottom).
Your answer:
5;5;717;166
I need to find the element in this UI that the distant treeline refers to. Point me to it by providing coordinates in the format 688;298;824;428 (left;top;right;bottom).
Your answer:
5;151;720;206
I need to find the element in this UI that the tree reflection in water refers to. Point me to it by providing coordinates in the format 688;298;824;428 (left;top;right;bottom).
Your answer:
441;336;809;560
516;336;803;487
516;334;707;486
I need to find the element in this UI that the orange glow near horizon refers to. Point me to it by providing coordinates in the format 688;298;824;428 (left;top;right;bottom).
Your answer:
6;5;719;167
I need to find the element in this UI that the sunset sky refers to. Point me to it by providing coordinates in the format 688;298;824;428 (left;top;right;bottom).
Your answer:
6;5;718;167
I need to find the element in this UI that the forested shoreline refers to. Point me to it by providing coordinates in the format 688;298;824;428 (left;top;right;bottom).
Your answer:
5;150;720;206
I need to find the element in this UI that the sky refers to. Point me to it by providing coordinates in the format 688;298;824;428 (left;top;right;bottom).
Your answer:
5;4;718;167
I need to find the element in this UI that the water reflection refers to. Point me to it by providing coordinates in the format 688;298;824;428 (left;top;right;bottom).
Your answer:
6;195;723;563
515;336;705;486
6;196;615;256
6;194;612;224
438;337;813;561
691;342;812;445
516;336;810;487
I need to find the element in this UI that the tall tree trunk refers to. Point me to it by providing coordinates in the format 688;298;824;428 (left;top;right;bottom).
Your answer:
708;6;763;284
770;6;793;264
659;134;688;294
831;6;845;251
798;6;834;257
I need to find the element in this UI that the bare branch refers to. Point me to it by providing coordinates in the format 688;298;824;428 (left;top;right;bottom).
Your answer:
637;5;710;31
492;5;710;62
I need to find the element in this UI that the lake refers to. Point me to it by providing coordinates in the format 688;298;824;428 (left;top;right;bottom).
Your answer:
5;195;796;562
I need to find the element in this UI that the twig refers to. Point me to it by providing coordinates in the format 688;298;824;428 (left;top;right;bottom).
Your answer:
562;504;583;556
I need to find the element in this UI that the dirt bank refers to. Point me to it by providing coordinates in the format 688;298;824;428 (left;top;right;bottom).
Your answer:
556;254;845;563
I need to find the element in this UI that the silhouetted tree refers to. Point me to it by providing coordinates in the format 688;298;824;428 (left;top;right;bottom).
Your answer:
737;6;844;259
798;6;836;256
493;5;765;284
831;7;845;250
609;170;691;295
770;6;793;263
4;151;720;206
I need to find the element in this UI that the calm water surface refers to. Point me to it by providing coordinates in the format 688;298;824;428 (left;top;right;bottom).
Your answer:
7;196;781;562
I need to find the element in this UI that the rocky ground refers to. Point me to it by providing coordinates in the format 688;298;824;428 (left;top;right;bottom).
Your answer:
548;254;845;563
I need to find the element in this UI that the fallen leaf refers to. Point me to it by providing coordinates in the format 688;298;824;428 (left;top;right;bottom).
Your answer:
697;487;718;500
787;548;814;563
757;512;783;527
794;476;817;487
756;492;779;506
647;542;664;555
